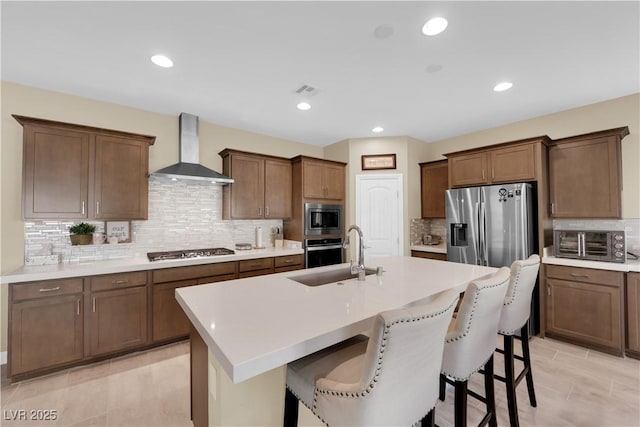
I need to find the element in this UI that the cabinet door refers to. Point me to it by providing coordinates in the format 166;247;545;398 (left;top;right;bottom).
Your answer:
323;164;345;200
94;135;150;220
264;159;292;218
152;279;197;343
10;295;83;375
22;125;90;219
302;160;326;199
546;277;623;352
420;161;448;218
448;152;488;187
549;136;621;218
90;286;148;356
490;144;536;183
228;154;265;218
627;273;640;355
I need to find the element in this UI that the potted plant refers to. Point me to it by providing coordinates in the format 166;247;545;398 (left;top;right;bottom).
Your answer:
69;222;96;245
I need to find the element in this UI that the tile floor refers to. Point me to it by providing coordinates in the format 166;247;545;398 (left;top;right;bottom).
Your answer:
1;336;639;426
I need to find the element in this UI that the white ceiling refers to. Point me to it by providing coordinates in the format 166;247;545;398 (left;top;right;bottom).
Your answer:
2;1;639;147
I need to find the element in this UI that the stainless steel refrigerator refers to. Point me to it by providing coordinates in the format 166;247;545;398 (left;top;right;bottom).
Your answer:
445;182;538;333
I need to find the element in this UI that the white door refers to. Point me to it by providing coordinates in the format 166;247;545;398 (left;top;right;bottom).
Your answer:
355;174;403;259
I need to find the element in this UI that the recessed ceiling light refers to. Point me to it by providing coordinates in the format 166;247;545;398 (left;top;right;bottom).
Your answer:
493;82;513;92
422;17;448;36
151;55;173;68
373;25;394;39
297;102;311;111
372;126;384;133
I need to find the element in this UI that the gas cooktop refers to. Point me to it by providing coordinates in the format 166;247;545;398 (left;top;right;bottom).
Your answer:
147;247;235;262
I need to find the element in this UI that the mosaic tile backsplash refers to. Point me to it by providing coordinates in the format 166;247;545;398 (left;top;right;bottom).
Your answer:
24;176;283;264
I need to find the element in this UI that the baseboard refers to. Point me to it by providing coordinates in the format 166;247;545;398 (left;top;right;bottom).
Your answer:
1;351;6;365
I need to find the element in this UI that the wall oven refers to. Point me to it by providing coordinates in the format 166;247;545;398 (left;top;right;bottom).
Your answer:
554;229;626;263
305;203;343;236
305;238;344;268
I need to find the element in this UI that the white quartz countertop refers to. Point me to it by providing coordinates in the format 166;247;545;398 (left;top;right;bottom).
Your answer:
542;255;640;273
410;243;447;254
0;246;304;284
176;256;496;384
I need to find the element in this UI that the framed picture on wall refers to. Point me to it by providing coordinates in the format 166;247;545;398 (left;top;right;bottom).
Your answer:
105;221;131;243
361;154;397;170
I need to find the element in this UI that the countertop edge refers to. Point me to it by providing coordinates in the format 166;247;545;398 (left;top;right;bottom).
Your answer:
1;247;304;284
542;255;640;272
410;244;447;254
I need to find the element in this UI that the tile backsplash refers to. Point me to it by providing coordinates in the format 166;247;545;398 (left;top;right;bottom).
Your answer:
24;176;282;263
410;218;446;245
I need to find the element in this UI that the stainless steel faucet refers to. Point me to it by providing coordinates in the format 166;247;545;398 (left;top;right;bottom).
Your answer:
343;224;366;280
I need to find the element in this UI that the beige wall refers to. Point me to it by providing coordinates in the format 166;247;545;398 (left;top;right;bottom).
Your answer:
0;81;323;354
324;135;430;260
423;93;640;217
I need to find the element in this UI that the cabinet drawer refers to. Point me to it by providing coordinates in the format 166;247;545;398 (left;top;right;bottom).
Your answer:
90;271;148;292
411;251;447;261
12;278;83;301
545;265;622;287
152;262;238;283
274;254;304;268
239;258;274;273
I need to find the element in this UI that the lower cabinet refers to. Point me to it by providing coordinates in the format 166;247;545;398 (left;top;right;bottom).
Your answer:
546;265;624;355
627;272;640;359
10;293;83;376
8;254;303;381
90;286;148;356
411;250;447;261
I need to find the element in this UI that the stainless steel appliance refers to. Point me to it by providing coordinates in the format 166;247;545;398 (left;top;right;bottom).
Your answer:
304;203;343;235
554;229;626;263
147;247;234;261
305;238;343;268
446;183;537;334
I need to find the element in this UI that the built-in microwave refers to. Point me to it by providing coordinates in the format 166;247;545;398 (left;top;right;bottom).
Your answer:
304;203;343;235
553;229;626;263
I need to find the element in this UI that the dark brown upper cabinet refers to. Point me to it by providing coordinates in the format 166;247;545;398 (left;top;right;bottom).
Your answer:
15;115;155;220
548;127;628;218
419;160;448;218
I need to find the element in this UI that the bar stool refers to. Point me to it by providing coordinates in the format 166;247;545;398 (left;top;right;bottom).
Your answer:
439;267;511;427
496;254;540;427
284;289;460;427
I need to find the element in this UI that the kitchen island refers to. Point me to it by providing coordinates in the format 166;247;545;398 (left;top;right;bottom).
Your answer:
176;256;496;427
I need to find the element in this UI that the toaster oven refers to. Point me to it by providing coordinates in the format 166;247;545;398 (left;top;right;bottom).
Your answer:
553;229;626;263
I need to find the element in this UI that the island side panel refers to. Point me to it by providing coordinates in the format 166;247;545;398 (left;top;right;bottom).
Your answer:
190;325;209;427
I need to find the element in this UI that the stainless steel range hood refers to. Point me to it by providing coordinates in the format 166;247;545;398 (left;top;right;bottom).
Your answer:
152;113;234;184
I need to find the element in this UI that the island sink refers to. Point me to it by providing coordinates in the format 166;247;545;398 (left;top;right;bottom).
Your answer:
289;266;377;286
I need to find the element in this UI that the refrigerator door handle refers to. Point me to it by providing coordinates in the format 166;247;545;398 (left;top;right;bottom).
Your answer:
480;201;488;266
475;201;482;265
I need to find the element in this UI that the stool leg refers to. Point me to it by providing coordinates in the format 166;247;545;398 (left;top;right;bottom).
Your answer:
439;373;446;401
483;355;497;427
284;388;299;427
421;408;435;427
504;334;519;427
454;379;468;427
521;324;537;407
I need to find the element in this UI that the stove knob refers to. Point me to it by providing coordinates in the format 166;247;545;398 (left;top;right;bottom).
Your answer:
615;251;624;258
614;234;624;241
615;243;623;249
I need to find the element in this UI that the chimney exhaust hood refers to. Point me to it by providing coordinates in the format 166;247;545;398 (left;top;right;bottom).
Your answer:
152;113;234;184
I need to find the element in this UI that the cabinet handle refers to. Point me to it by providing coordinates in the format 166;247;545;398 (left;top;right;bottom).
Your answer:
547;284;551;296
112;279;129;284
265;206;269;217
551;203;556;215
482;170;486;180
570;273;589;278
96;201;100;215
258;207;262;216
284;259;293;263
92;297;96;313
82;201;85;215
39;286;61;293
492;168;495;179
77;299;80;316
